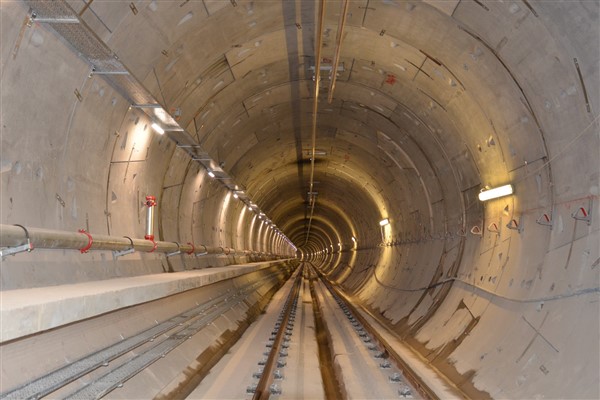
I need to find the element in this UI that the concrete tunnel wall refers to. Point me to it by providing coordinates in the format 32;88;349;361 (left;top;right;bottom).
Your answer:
0;1;599;399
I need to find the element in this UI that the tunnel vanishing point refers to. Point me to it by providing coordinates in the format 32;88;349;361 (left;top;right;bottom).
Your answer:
0;0;599;399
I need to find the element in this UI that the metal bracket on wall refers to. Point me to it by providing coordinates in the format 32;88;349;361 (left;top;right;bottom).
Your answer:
487;222;500;235
166;242;182;257
571;198;593;225
469;225;482;236
536;211;553;229
0;224;34;259
112;236;135;259
506;216;523;233
0;242;34;259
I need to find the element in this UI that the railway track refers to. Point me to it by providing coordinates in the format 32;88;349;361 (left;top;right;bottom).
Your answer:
193;262;432;399
6;261;452;399
312;266;428;399
247;267;303;399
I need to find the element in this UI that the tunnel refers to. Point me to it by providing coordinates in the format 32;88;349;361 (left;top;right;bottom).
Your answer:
0;0;599;398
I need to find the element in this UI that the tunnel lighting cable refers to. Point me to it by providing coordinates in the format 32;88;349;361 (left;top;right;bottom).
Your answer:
514;112;600;185
327;0;350;104
305;0;327;246
370;268;599;304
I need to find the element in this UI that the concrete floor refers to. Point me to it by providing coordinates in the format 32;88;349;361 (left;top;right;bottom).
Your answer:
187;271;326;400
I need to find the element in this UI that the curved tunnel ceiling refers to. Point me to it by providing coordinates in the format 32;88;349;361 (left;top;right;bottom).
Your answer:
133;0;505;252
1;0;599;397
104;0;591;258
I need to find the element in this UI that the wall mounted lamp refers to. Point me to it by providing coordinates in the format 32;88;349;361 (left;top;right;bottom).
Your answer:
478;184;513;201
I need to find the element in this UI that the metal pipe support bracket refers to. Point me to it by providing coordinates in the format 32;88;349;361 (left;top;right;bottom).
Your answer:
0;224;34;259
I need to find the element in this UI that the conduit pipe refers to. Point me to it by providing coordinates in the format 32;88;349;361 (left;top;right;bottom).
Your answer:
305;0;326;245
0;224;283;258
327;0;350;104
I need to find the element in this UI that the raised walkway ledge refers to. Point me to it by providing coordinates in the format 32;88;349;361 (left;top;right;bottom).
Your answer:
0;260;292;343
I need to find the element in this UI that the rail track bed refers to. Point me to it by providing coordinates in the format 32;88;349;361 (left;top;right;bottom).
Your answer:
189;263;429;399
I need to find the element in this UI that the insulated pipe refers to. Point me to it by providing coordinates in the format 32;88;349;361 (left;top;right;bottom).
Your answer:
0;224;281;258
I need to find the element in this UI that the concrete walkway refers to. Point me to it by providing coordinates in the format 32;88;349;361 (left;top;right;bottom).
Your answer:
0;261;284;343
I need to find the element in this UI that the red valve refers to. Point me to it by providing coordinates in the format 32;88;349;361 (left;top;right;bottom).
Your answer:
145;195;156;207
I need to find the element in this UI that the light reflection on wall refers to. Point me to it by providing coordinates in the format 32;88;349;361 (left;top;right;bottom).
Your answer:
248;214;258;251
219;191;232;246
236;205;248;250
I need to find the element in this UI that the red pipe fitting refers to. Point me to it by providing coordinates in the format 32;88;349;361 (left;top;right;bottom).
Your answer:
186;242;195;255
78;229;93;253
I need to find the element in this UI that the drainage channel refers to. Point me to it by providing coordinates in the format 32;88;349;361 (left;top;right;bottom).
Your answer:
247;267;304;399
0;272;277;400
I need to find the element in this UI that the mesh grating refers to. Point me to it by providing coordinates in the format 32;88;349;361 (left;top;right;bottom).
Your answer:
25;0;151;104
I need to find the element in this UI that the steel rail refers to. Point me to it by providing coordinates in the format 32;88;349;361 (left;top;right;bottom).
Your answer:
0;224;281;258
313;267;443;400
252;267;304;400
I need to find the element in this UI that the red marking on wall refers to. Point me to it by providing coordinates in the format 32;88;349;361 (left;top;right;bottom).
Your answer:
385;74;397;85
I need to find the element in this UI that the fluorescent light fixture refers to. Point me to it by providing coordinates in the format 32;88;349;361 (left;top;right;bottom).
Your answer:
478;184;513;201
379;218;390;226
207;171;215;178
151;123;165;135
352;236;356;243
